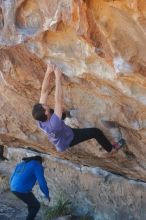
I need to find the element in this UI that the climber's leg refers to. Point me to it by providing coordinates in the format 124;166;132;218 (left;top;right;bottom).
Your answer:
70;128;113;152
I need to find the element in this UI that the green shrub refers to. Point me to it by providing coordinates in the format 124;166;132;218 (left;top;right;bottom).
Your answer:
71;215;93;220
44;195;71;220
77;216;93;220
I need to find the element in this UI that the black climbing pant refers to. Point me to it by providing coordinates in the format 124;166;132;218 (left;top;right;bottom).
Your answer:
70;128;113;152
12;192;40;220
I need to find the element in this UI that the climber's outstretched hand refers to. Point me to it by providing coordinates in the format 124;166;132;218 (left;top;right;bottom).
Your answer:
46;61;55;74
54;67;62;79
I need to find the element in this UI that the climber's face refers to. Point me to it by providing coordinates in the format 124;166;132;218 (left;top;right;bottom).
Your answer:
42;104;51;119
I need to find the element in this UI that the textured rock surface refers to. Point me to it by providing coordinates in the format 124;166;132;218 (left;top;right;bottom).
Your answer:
3;147;146;220
0;0;146;181
0;192;43;220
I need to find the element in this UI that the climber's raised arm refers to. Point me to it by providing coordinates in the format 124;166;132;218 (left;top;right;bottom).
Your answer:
39;63;55;105
54;67;63;119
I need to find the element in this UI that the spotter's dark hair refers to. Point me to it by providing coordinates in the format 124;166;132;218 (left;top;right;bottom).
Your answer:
22;156;43;164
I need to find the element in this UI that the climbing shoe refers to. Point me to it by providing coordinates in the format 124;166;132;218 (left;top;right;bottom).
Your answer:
113;138;127;150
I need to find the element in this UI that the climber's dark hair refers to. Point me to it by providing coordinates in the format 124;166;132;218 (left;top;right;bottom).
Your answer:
22;156;43;164
32;103;47;122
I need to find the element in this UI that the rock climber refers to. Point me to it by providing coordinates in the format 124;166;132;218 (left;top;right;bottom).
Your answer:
10;156;50;220
32;63;125;154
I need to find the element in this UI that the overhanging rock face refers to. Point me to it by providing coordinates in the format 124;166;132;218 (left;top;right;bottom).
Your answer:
5;147;146;220
0;0;146;181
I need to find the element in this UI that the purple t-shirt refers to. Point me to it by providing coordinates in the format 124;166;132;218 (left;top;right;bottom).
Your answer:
38;113;74;152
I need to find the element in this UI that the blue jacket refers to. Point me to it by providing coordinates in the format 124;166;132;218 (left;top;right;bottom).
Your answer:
10;160;49;198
